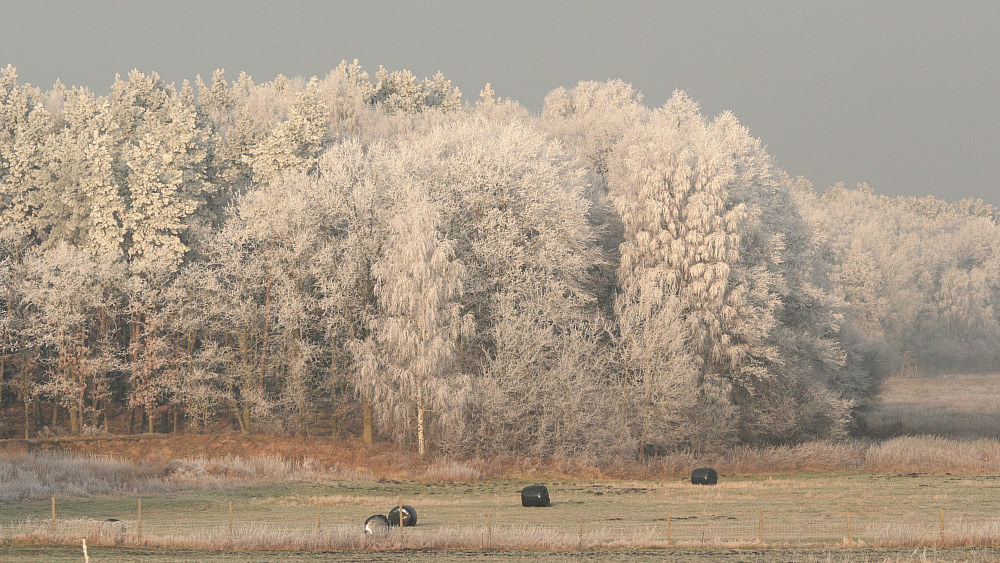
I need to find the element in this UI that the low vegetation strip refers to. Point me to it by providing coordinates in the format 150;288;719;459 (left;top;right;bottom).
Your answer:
0;451;368;503
4;434;1000;498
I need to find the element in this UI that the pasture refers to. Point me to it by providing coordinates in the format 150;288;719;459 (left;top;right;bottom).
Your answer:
2;372;1000;561
3;471;999;555
865;373;1000;439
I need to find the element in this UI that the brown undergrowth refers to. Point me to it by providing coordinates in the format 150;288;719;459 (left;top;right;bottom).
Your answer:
2;434;1000;497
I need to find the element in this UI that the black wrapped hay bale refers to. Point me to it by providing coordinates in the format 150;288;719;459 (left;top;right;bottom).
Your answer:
387;504;417;527
691;467;718;485
521;484;551;507
363;514;390;534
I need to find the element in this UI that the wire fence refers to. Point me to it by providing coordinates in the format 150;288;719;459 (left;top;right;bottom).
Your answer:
3;499;998;549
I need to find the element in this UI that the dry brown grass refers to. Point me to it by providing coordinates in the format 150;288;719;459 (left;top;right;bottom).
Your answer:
421;459;484;481
867;520;1000;549
4;434;1000;504
0;451;371;503
0;518;771;552
10;516;1000;552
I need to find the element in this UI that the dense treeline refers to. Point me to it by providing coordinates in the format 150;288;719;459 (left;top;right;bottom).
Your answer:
1;63;997;458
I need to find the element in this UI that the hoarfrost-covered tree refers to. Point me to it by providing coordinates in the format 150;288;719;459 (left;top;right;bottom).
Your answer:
111;72;211;273
385;117;606;456
190;215;274;434
541;80;648;313
371;66;462;115
20;243;123;434
608;93;742;448
372;185;472;456
249;78;329;183
225;170;332;434
0;66;55;244
609;92;864;446
310;141;394;443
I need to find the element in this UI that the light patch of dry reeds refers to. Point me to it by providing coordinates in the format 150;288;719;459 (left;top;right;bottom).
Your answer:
864;436;1000;473
0;452;371;503
0;452;167;503
422;459;484;481
867;519;1000;548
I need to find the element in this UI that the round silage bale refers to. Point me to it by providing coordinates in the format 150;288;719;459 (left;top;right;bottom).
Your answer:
691;467;718;485
520;484;551;507
363;514;390;534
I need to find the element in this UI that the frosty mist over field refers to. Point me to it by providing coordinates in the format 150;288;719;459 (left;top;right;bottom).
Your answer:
0;63;998;459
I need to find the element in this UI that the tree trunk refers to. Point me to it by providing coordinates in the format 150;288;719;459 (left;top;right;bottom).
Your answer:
0;273;14;424
32;397;41;435
24;399;30;439
362;397;373;444
330;338;341;440
0;355;5;423
239;402;252;435
416;387;426;457
22;354;31;439
128;313;141;435
70;404;80;434
74;371;84;435
259;263;272;389
637;367;654;462
102;398;110;433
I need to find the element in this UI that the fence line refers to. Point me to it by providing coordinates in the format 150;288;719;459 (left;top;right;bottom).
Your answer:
5;503;999;549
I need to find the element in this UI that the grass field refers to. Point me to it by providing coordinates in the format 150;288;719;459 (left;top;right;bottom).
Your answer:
3;372;1000;561
3;545;1000;563
865;373;1000;440
3;472;999;552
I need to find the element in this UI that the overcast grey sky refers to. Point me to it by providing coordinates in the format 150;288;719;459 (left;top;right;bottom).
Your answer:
3;1;998;205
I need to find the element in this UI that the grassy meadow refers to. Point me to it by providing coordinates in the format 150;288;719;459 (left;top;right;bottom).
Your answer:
865;373;1000;439
2;373;1000;561
3;471;999;551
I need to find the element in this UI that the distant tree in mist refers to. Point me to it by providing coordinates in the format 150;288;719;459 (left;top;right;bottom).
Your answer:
796;184;1000;374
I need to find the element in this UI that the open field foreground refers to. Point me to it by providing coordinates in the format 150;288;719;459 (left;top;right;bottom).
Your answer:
2;472;999;556
3;545;1000;563
3;374;999;560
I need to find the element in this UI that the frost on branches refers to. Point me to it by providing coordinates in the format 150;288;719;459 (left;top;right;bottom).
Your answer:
1;65;996;459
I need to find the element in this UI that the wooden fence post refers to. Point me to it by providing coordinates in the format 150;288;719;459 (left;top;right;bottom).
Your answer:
137;498;142;543
758;510;763;544
667;513;671;544
51;496;55;533
939;508;945;544
846;510;851;542
316;501;321;531
228;501;233;534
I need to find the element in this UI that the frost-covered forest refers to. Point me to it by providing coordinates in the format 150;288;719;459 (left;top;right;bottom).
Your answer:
1;62;998;458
